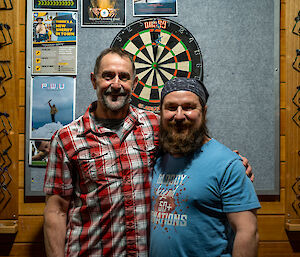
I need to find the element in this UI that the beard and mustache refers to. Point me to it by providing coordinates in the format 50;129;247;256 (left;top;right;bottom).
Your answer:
159;113;209;156
99;85;131;112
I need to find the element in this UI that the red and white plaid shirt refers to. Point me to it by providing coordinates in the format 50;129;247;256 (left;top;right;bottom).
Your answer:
44;102;159;257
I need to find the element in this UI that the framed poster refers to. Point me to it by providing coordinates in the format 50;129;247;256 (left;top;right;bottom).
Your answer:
33;0;78;10
133;0;177;16
32;11;77;75
30;76;76;140
81;0;126;27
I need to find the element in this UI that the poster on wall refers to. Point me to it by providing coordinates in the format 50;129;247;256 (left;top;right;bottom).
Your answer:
29;139;51;167
133;0;177;16
32;12;77;75
33;0;78;10
81;0;126;27
30;76;76;140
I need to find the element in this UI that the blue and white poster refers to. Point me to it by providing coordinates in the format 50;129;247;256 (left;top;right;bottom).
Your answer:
30;76;76;140
133;0;177;16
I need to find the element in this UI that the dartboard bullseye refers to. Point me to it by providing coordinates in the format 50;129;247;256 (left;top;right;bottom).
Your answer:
111;18;203;113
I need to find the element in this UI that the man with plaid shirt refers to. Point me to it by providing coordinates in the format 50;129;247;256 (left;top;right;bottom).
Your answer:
43;48;159;257
43;48;253;257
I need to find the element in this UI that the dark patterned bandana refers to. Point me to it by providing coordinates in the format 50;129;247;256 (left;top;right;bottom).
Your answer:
161;77;209;106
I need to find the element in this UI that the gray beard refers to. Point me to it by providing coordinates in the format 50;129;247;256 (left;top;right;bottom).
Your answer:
101;93;130;112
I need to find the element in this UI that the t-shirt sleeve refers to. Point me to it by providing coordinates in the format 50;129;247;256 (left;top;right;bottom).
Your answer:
220;159;261;213
43;132;73;196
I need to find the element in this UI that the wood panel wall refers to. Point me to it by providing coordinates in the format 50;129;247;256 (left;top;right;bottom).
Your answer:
0;0;299;256
0;0;18;221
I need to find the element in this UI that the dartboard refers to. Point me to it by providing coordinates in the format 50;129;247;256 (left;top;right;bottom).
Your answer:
111;18;203;113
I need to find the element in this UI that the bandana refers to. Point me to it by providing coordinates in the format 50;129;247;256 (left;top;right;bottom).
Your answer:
161;77;209;106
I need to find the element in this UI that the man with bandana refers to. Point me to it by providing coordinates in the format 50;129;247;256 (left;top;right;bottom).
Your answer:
150;77;260;257
43;48;254;257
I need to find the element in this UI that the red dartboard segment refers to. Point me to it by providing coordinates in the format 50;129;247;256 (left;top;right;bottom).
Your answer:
111;18;203;113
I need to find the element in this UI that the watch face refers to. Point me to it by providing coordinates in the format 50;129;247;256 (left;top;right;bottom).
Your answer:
111;18;203;113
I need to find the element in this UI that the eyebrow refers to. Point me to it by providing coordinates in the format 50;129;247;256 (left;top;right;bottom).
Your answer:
101;71;131;79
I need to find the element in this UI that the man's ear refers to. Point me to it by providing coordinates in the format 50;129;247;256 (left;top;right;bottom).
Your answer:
132;75;138;91
203;105;208;115
90;72;97;90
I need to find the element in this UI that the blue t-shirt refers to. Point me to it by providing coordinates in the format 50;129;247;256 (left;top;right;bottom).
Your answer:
150;138;260;257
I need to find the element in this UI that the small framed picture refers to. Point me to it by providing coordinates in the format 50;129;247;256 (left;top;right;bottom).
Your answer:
81;0;126;27
133;0;177;16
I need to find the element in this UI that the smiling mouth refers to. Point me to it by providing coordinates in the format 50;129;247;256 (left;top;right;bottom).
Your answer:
105;92;127;97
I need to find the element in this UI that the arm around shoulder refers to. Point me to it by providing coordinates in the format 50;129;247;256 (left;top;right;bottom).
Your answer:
44;194;71;257
227;210;259;257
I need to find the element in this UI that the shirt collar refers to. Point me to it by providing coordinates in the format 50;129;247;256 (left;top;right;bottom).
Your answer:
79;101;142;136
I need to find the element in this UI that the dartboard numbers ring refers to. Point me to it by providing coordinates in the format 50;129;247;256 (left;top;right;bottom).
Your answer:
111;18;203;113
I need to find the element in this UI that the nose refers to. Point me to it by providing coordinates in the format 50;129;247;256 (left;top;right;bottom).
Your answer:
111;75;122;90
174;106;185;121
112;74;121;84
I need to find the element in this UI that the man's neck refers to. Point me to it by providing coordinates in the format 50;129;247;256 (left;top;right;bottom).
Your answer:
94;101;129;120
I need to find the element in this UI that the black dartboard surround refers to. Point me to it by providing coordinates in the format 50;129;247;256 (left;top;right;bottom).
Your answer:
111;18;203;113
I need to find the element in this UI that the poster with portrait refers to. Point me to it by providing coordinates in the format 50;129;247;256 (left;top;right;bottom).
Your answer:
32;11;77;75
33;0;78;10
81;0;126;27
30;76;76;140
133;0;177;16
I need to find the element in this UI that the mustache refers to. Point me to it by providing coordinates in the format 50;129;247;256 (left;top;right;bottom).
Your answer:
104;85;127;96
165;120;193;129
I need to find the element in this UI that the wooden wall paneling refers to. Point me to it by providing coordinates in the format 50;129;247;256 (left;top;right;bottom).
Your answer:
18;134;24;161
0;0;298;255
280;107;286;134
280;83;286;108
281;162;286;188
0;243;46;257
280;28;286;56
18;79;25;107
18;161;24;189
285;0;300;228
17;52;25;79
258;189;285;215
280;135;286;161
258;215;288;241
18;107;24;134
14;216;44;243
280;55;287;82
280;1;286;29
258;242;300;257
19;25;25;52
0;0;19;222
18;189;44;216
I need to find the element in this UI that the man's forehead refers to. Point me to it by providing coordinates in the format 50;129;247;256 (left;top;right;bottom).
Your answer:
101;53;131;64
163;90;200;103
99;54;132;71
